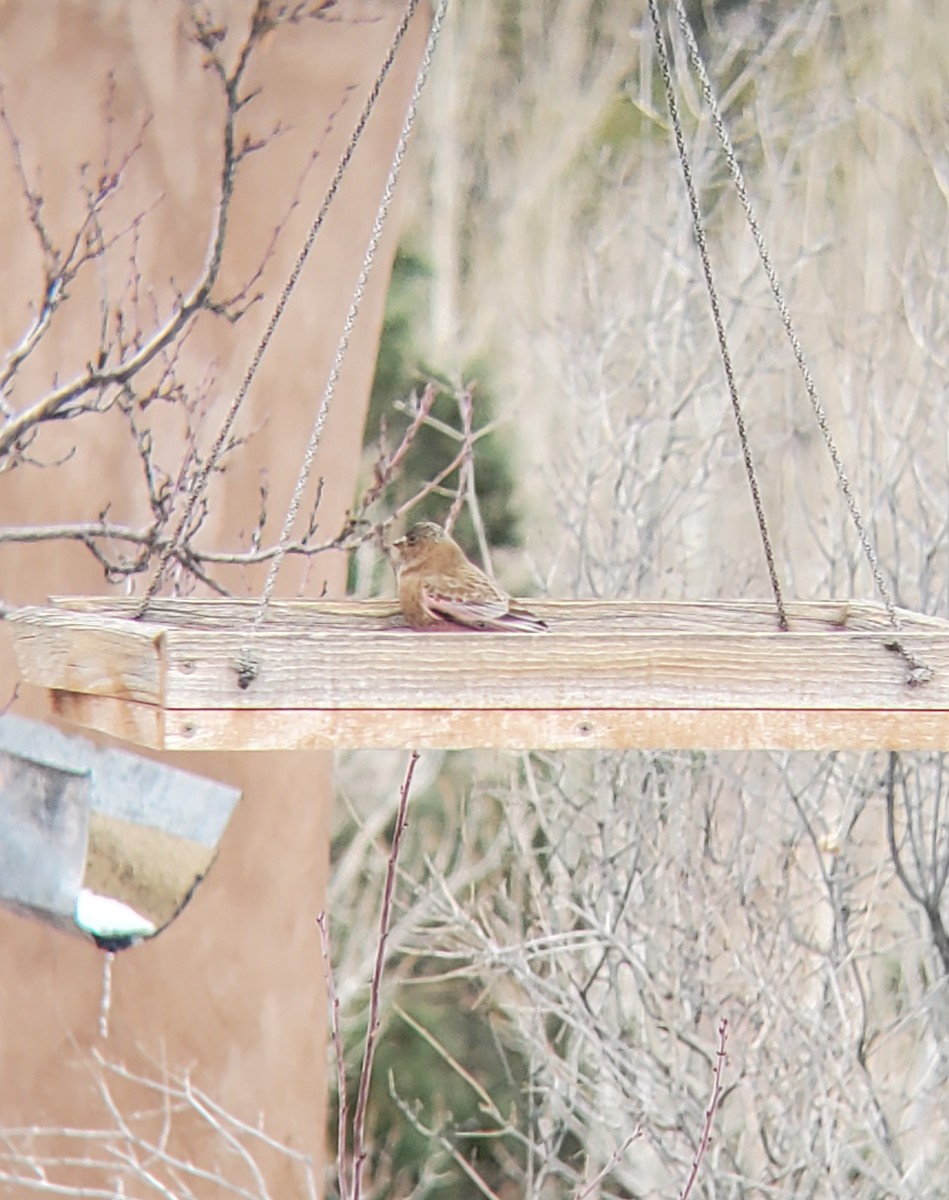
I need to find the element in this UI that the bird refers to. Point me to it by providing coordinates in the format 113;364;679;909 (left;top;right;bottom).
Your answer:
392;521;548;632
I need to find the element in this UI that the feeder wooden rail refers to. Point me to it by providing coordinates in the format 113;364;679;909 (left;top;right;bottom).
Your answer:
6;596;949;751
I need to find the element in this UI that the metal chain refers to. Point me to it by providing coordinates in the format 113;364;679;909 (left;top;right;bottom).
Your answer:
136;0;422;617
647;0;789;631
252;0;451;630
670;0;932;685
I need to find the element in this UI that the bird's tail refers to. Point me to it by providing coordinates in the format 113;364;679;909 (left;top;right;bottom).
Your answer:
494;607;548;633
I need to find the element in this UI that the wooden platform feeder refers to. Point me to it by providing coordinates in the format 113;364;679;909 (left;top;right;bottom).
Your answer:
7;596;949;752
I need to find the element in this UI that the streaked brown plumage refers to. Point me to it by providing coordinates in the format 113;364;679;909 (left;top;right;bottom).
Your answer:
392;521;548;632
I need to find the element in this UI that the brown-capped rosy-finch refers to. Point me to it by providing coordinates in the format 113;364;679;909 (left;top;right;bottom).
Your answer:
392;521;548;633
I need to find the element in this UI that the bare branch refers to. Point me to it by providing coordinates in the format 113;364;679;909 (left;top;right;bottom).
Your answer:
350;750;420;1200
0;3;280;460
318;911;351;1200
679;1018;728;1200
0;1051;318;1199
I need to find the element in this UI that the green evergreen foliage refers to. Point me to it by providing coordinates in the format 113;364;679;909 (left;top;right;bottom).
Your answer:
364;247;520;561
330;977;530;1192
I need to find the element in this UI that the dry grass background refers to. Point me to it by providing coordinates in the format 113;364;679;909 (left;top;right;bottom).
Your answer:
331;1;949;1196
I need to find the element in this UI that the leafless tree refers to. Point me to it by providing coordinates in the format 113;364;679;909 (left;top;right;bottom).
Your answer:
0;0;473;603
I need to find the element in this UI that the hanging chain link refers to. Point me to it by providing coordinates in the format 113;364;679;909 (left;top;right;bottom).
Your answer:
136;0;422;618
252;0;450;631
667;0;932;685
647;0;789;631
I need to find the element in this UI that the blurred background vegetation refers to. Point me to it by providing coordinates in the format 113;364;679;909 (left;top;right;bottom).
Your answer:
338;0;949;1195
363;245;520;558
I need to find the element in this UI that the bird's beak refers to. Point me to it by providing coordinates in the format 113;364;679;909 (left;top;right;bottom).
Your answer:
392;536;406;549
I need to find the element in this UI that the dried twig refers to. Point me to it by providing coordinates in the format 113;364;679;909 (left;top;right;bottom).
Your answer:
358;383;440;513
445;384;474;533
0;1050;319;1199
680;1018;728;1200
318;911;351;1200
574;1128;645;1200
350;749;420;1200
0;5;304;461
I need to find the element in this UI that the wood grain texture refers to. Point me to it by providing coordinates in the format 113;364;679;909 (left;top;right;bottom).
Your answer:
30;690;949;751
8;608;166;702
8;598;949;750
49;688;165;748
151;627;947;710
46;594;949;632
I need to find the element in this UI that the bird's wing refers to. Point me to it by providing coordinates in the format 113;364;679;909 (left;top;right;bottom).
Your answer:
422;582;509;629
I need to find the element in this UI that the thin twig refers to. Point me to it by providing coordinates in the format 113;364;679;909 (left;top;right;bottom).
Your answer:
351;750;420;1200
389;441;473;525
445;384;474;534
680;1017;728;1200
318;911;352;1200
358;382;440;512
574;1128;644;1200
0;5;252;460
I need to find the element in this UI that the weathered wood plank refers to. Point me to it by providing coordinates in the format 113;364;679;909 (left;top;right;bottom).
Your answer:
49;689;165;749
10;599;949;715
53;595;405;630
152;627;949;710
35;690;949;751
8;608;166;704
48;595;949;633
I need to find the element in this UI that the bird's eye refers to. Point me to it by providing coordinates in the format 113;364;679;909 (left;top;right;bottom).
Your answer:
406;531;417;545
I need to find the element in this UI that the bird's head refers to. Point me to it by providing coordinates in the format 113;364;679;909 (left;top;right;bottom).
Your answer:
392;521;449;566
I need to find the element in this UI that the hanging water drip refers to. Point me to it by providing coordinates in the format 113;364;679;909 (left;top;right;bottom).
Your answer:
0;714;240;950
